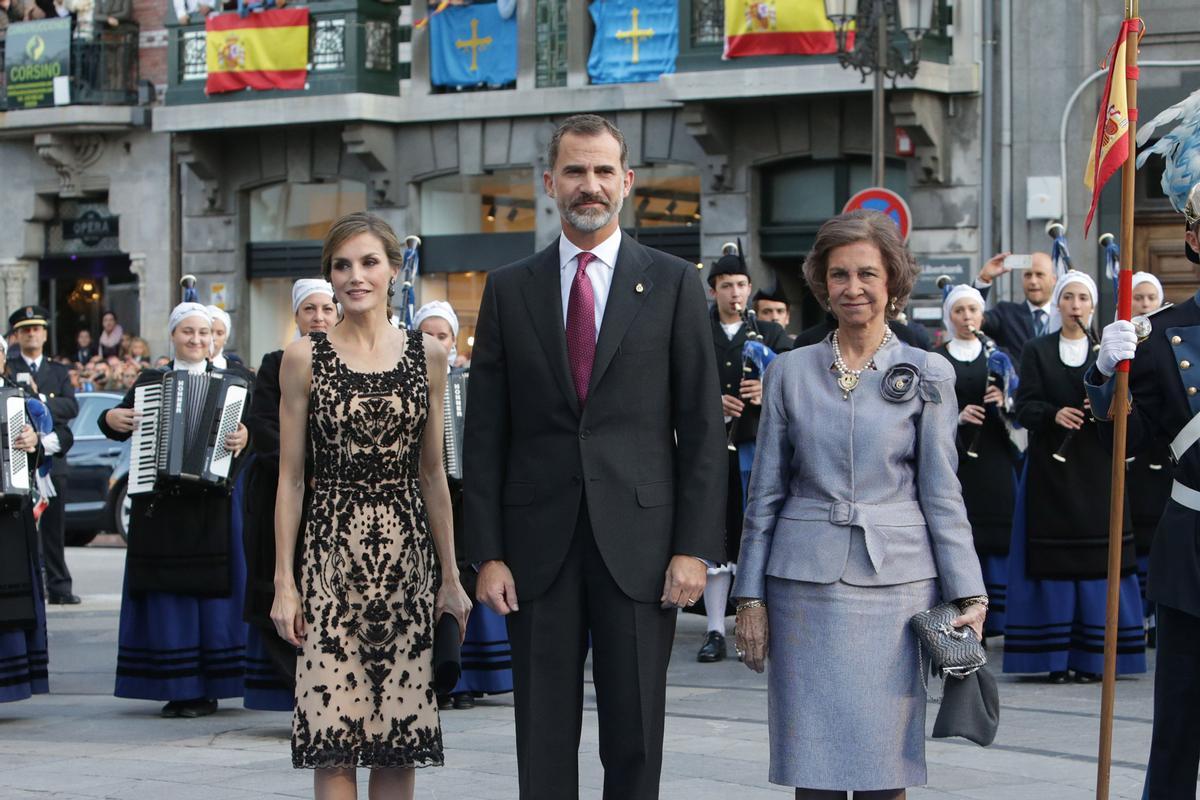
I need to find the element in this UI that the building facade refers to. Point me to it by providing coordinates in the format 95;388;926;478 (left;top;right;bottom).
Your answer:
2;1;1198;365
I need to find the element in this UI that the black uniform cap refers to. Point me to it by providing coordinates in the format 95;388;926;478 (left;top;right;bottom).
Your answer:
8;305;50;331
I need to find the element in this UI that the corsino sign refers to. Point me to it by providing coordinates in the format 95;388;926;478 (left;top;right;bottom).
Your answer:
5;19;71;110
63;210;120;247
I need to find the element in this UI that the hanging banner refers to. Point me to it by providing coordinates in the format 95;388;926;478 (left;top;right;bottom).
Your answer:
205;7;310;95
429;2;518;87
5;19;72;110
723;0;851;58
588;0;678;85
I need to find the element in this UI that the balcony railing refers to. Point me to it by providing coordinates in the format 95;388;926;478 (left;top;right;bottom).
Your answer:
166;0;408;105
1;24;139;109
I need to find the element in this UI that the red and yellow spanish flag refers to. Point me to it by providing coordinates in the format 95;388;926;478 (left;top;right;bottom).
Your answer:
1083;18;1141;234
723;0;853;59
205;8;310;95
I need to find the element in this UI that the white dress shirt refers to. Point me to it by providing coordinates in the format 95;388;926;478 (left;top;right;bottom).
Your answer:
558;227;621;341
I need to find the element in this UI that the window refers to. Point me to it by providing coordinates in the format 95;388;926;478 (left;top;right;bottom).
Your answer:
536;0;569;88
622;164;703;231
690;0;723;47
249;180;368;242
419;170;536;237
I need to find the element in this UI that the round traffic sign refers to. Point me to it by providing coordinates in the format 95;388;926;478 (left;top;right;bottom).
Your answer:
842;188;912;242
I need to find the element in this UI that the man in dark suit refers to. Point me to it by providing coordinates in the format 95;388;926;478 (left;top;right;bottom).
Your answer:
464;114;726;800
699;252;791;663
7;305;79;604
975;251;1057;362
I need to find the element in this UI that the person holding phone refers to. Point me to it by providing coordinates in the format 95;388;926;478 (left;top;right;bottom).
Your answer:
972;251;1058;362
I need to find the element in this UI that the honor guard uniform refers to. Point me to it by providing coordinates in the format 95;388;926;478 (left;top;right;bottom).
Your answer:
5;305;79;604
700;247;791;662
1088;184;1200;797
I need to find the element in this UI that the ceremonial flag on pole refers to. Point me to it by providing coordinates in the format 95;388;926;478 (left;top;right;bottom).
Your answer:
429;3;517;88
587;0;678;85
723;0;851;59
1083;18;1140;235
205;8;309;95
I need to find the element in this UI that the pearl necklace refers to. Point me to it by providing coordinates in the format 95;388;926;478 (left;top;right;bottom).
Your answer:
831;327;894;399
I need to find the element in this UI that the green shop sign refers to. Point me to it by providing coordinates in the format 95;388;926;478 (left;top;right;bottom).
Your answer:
5;18;72;111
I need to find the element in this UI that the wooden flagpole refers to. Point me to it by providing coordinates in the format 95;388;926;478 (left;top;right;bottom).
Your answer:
1096;2;1138;797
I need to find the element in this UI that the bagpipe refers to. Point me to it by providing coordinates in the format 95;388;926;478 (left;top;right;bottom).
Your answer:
722;241;779;452
936;276;1021;458
1053;316;1100;463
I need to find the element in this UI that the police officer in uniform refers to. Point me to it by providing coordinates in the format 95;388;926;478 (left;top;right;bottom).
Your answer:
700;247;791;662
5;305;79;604
1087;182;1200;797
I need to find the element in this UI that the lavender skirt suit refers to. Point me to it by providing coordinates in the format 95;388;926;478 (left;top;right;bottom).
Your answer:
732;336;986;791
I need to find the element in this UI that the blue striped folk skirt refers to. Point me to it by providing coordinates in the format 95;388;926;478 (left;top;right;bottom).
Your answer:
981;553;1008;637
0;555;48;703
1002;463;1146;676
765;576;939;791
115;471;250;702
242;624;294;711
451;603;513;696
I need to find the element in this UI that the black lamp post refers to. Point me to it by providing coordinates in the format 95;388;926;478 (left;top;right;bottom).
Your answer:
824;0;937;187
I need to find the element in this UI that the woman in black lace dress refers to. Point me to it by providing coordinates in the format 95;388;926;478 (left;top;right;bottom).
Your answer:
271;212;471;799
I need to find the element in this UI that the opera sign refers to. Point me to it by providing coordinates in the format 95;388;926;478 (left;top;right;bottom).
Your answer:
63;210;119;248
5;19;72;111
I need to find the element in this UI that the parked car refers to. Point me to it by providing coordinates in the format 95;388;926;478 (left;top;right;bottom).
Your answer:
63;392;128;546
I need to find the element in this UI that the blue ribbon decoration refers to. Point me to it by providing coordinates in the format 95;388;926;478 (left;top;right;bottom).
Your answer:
1102;235;1121;310
741;340;777;381
1050;231;1073;278
400;239;420;330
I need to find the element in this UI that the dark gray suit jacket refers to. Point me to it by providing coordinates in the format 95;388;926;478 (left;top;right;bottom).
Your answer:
463;234;727;603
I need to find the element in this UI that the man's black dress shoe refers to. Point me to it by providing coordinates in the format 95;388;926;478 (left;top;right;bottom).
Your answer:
47;593;81;605
697;631;726;663
161;700;184;718
452;693;475;710
437;694;452;711
1074;671;1102;684
1048;671;1070;684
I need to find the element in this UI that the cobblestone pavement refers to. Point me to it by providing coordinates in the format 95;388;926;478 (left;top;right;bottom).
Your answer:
0;546;1173;799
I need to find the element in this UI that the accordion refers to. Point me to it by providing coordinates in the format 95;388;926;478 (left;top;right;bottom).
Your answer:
443;370;467;481
0;387;30;498
129;369;250;496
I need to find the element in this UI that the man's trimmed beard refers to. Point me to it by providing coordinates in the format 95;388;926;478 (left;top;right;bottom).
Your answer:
558;187;624;233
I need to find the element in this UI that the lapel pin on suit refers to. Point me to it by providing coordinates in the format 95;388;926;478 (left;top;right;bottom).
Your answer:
635;282;645;294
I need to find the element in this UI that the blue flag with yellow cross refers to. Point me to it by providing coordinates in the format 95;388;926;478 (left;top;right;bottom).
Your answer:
429;2;517;88
588;0;678;85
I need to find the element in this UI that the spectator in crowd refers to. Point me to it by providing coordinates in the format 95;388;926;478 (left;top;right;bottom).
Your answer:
173;0;212;25
73;329;97;364
128;337;151;364
154;356;170;368
0;0;25;30
97;311;123;358
975;251;1058;362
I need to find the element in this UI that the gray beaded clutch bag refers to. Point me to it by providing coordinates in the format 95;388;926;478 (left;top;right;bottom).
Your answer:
909;602;987;678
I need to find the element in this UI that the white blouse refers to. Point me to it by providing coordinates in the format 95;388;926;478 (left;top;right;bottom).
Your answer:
946;337;983;363
1058;335;1089;368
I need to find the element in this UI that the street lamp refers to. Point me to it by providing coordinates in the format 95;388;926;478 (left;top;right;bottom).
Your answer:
824;0;937;187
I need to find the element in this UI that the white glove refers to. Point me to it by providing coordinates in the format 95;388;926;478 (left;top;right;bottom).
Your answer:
1097;319;1138;377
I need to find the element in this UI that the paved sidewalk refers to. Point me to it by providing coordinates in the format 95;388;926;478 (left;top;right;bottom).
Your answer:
0;547;1174;799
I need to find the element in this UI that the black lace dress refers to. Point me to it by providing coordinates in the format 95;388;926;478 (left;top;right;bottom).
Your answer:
292;331;443;769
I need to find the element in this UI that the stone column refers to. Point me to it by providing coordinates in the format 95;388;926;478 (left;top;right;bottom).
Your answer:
0;260;38;321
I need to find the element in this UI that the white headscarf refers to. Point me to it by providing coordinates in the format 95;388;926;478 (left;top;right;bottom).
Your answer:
1132;271;1164;309
413;301;460;367
941;284;986;338
168;302;212;363
1048;270;1099;333
292;278;334;313
413;301;460;338
205;305;232;367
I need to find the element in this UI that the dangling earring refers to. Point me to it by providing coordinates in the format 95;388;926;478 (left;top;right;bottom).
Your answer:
888;297;897;315
388;277;396;298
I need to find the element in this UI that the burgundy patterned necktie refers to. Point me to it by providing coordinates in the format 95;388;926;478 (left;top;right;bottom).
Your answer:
566;252;596;406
